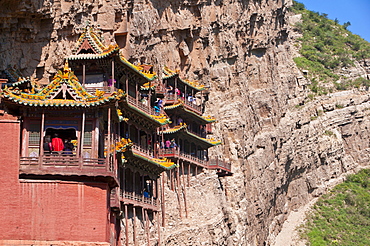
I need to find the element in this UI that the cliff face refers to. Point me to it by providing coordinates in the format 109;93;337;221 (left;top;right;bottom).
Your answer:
1;0;370;245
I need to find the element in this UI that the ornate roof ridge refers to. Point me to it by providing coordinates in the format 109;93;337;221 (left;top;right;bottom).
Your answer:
118;53;157;81
162;66;205;91
1;61;125;108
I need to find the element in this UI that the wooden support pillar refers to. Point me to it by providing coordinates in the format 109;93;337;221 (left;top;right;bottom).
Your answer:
176;163;182;219
125;205;129;246
39;110;45;167
184;85;187;101
125;77;129;94
106;108;111;167
80;110;86;158
181;161;188;218
156;211;161;246
133;207;137;246
160;174;166;227
111;59;115;93
82;63;86;86
135;83;138;104
133;171;136;196
174;77;178;99
122;167;126;196
39;111;45;161
144;209;150;246
187;163;190;187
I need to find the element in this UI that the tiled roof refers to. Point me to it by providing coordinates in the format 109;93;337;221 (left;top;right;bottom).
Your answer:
1;62;124;108
163;66;205;91
164;100;216;123
160;123;221;147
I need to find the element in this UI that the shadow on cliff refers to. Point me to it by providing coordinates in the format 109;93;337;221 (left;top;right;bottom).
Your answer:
0;0;53;79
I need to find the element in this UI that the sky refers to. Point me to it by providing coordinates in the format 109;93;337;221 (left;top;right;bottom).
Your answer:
297;0;370;42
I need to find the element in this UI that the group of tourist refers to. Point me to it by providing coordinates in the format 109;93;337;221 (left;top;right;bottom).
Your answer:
43;134;75;155
166;85;198;105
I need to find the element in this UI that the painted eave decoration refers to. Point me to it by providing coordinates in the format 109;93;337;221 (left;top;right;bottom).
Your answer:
164;100;216;123
118;54;157;81
1;62;125;108
116;138;176;170
160;123;221;147
163;66;205;91
121;97;170;125
130;152;177;170
140;82;156;90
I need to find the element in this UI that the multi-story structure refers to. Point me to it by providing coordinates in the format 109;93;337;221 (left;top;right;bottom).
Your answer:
0;25;230;246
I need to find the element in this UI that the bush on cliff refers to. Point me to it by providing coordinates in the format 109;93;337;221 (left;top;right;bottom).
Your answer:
302;169;370;245
290;1;370;92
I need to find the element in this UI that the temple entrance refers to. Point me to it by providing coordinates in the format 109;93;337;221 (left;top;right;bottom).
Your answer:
45;128;77;142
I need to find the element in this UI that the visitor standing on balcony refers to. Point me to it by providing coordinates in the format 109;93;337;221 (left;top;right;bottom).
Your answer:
52;133;64;154
170;138;177;150
165;139;171;149
43;135;52;154
107;75;115;87
64;138;74;155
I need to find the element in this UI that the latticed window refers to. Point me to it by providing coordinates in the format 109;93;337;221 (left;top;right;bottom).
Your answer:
29;123;40;146
83;121;93;146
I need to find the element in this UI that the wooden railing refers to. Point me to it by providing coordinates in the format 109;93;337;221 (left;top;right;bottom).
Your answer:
158;148;208;167
120;190;157;210
19;155;115;177
164;94;202;114
127;94;158;116
84;86;116;94
208;157;232;173
187;128;207;138
131;144;154;159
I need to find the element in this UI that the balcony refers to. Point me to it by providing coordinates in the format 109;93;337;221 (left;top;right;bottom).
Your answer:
131;144;153;159
120;190;158;211
84;85;115;95
164;94;202;114
208;157;232;176
127;94;158;116
158;149;208;168
19;155;118;186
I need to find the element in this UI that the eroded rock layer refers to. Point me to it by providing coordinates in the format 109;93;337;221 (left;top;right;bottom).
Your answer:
1;0;370;245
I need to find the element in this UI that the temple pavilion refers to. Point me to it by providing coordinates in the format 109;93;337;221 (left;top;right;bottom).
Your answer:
0;25;230;246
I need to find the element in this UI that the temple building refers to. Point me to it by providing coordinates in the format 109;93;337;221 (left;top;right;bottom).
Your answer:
0;25;230;246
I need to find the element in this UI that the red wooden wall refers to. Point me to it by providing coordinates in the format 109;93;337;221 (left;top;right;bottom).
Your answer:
0;115;111;244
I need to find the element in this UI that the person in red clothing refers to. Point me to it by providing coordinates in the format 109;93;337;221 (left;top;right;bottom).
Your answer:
51;133;64;154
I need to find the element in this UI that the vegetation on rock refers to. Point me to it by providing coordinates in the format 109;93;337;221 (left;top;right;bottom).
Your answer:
290;1;370;94
301;169;370;245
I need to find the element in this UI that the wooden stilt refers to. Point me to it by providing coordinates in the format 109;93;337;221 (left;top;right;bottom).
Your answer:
161;175;166;227
144;209;151;246
175;162;183;219
187;163;190;187
133;207;137;246
125;205;129;246
176;161;180;188
181;161;188;218
156;211;161;246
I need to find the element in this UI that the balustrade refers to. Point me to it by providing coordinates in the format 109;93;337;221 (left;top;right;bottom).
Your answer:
19;155;114;177
120;190;157;208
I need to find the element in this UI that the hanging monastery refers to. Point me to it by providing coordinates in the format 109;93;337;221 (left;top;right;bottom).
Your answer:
0;25;231;245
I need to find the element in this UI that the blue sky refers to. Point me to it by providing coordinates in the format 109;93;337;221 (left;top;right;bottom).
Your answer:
297;0;370;42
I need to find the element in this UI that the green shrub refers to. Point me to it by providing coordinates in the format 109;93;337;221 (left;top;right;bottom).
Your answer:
302;169;370;245
291;1;370;92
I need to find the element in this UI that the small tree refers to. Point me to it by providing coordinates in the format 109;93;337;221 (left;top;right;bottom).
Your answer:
343;21;351;30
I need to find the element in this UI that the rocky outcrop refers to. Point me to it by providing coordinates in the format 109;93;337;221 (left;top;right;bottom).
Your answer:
1;0;370;245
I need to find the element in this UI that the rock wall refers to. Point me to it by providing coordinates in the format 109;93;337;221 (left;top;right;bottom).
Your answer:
1;0;370;245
